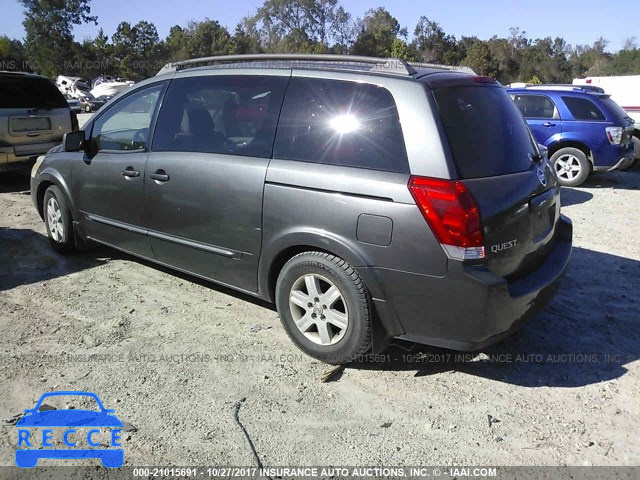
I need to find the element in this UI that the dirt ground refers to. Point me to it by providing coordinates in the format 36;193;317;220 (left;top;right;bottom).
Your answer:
1;160;639;470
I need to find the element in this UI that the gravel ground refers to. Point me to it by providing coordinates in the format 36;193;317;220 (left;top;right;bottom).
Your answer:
0;161;639;470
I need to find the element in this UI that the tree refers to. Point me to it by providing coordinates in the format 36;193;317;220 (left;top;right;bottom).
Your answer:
622;37;637;51
184;20;232;58
463;42;497;77
0;36;28;72
351;7;405;57
413;16;456;63
19;0;98;77
331;6;355;53
231;19;263;54
250;0;339;52
112;21;161;80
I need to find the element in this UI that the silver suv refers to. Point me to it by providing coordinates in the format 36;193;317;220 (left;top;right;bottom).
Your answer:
31;54;572;364
1;72;74;173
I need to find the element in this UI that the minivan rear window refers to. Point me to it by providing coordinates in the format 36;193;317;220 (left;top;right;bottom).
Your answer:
432;86;536;179
0;76;68;109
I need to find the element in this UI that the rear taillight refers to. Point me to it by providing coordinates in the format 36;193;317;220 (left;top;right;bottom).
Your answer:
408;176;485;260
605;126;623;145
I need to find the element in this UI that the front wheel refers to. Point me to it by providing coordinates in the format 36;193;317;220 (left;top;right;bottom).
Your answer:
275;252;372;364
43;185;76;254
550;147;590;187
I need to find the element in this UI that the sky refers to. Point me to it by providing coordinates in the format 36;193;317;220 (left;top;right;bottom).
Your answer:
1;0;638;52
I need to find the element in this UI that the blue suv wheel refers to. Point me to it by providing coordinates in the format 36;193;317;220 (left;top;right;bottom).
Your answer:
549;147;590;186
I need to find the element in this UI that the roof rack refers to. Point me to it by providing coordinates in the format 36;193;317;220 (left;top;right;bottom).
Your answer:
524;84;604;93
409;62;476;75
156;54;417;77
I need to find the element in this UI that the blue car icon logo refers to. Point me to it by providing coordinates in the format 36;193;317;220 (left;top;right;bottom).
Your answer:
15;391;124;468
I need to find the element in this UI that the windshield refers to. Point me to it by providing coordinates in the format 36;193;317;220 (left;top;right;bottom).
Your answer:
432;85;537;179
0;76;68;109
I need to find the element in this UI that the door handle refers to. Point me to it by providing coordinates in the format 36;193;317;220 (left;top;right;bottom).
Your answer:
542;122;556;127
149;169;170;182
122;167;140;178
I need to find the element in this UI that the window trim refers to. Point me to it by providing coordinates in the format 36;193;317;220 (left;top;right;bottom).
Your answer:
87;81;168;155
512;93;560;120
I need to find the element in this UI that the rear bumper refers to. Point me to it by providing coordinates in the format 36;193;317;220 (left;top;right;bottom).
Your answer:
604;155;635;172
592;143;635;171
0;141;61;171
374;215;572;351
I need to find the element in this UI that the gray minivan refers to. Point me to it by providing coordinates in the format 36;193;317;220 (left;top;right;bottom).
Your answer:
1;72;74;173
31;54;572;364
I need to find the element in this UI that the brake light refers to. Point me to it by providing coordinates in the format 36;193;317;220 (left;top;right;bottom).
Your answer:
605;126;623;145
408;176;485;260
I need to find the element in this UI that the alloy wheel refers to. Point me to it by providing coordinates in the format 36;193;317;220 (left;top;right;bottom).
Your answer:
46;197;64;242
555;154;582;182
288;274;349;346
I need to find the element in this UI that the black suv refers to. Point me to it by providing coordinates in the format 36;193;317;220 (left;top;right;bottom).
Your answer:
31;54;572;363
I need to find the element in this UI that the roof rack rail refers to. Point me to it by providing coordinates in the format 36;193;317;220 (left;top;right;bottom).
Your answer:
157;54;417;77
408;62;476;75
524;84;605;93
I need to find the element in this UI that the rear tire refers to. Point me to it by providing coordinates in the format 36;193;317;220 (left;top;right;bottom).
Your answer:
275;252;372;364
550;147;590;187
43;185;76;254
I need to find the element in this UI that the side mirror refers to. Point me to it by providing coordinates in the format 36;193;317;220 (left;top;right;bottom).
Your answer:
63;130;85;152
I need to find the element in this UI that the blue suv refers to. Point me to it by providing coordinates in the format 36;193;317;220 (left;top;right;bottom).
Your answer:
507;86;635;186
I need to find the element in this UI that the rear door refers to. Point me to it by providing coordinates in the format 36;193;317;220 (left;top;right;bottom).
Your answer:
511;93;562;144
0;75;71;156
143;73;289;292
431;83;560;278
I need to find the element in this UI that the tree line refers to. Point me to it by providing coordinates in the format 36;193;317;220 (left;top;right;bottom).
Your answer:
1;0;639;84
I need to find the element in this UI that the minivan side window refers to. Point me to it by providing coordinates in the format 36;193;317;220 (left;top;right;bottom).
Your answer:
152;75;288;158
561;96;606;121
512;94;559;119
273;77;409;173
91;84;164;152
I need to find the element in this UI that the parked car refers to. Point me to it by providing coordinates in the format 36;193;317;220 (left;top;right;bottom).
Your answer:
573;75;640;163
77;93;106;113
508;86;635;186
65;94;82;113
31;54;572;364
0;71;74;173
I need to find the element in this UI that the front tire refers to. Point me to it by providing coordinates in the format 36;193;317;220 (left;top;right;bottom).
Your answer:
275;252;372;364
550;147;590;187
43;185;76;254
